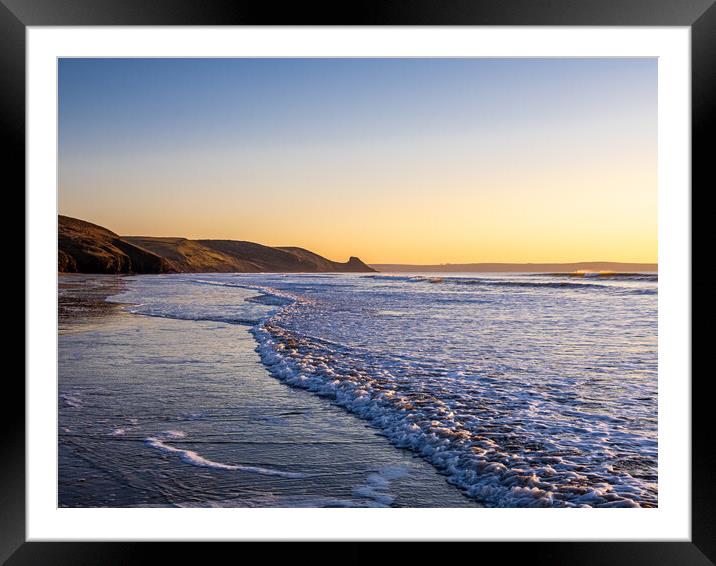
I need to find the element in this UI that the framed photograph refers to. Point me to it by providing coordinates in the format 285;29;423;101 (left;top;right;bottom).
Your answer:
10;0;710;561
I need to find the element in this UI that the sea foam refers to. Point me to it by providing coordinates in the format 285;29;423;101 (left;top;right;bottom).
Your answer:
145;431;305;478
247;273;657;508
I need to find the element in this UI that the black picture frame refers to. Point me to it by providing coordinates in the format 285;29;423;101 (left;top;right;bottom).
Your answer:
7;0;710;561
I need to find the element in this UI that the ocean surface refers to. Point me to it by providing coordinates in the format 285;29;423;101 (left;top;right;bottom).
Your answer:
58;271;657;508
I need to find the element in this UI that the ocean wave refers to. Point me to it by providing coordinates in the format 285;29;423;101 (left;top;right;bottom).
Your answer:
361;274;417;281
124;309;260;326
245;294;293;306
447;278;607;290
361;274;655;294
106;273;656;508
192;279;302;304
251;307;656;508
448;279;656;295
544;272;658;281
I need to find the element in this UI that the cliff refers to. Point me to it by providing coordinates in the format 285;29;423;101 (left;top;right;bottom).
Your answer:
58;215;375;274
58;216;170;274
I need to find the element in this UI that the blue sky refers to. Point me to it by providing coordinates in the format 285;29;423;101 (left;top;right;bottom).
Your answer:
58;58;657;263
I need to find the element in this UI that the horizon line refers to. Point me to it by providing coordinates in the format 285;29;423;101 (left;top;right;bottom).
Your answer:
369;261;658;266
58;214;657;268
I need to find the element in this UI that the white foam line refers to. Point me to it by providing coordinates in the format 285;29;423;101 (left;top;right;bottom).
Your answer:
252;323;653;508
60;393;82;408
145;436;305;478
352;466;411;506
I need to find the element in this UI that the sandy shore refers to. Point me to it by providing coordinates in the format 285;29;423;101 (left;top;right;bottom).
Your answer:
59;274;128;331
58;274;477;507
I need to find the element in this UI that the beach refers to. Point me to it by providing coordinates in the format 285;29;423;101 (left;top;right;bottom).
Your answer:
58;274;477;507
58;272;657;508
50;54;662;523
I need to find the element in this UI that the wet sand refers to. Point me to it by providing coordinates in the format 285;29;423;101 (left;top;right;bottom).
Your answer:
58;275;477;507
59;274;127;330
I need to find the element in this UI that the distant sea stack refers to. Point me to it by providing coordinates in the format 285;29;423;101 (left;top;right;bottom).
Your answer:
58;215;375;274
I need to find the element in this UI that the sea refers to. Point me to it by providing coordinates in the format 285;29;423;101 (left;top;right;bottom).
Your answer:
58;271;657;508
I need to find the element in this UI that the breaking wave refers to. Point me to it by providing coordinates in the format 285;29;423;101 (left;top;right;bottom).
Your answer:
362;274;655;294
250;284;657;508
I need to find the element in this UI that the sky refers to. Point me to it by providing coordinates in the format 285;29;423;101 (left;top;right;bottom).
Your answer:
58;58;657;264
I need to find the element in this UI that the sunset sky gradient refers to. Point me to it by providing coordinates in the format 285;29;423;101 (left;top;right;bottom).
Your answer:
59;58;657;264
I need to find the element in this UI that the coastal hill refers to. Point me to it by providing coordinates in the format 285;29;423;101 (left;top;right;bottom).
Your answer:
58;215;170;274
370;262;657;273
122;237;256;273
58;215;375;274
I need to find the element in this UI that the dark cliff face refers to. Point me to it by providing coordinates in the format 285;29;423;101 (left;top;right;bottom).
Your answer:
58;216;170;274
58;215;375;274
